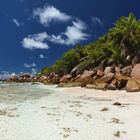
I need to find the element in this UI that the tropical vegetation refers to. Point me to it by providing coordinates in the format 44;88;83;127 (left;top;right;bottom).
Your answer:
38;13;140;76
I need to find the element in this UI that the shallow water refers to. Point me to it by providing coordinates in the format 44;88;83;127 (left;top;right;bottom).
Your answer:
0;82;55;103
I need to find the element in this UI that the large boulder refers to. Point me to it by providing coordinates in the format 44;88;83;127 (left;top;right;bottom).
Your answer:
60;74;72;83
50;77;60;84
96;67;104;78
9;76;18;82
107;79;117;90
18;73;32;82
115;73;129;89
70;75;81;82
104;67;111;76
39;75;48;82
95;73;114;85
104;66;120;76
131;64;140;78
126;78;140;92
132;55;140;66
80;76;95;87
115;66;121;74
31;76;39;82
75;70;95;87
121;66;132;76
80;70;96;78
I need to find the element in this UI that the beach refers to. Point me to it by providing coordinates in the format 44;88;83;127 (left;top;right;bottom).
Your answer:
0;83;140;140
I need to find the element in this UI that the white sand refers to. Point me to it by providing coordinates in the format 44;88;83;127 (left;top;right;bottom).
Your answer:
0;86;140;140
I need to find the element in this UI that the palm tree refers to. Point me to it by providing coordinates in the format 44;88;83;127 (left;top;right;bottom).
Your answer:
109;13;140;55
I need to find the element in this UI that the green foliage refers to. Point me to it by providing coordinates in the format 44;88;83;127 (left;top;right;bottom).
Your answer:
51;45;82;74
39;66;54;76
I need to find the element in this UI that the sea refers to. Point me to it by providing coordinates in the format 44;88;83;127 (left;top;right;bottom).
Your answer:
0;82;56;103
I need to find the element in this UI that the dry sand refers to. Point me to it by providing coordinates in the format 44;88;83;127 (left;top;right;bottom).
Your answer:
0;85;140;140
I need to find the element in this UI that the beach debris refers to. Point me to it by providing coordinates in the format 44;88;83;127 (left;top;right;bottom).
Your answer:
56;119;60;122
41;106;47;109
63;128;71;133
73;129;78;132
60;127;78;138
122;131;127;134
113;102;122;106
114;131;120;137
47;112;60;116
76;111;83;116
101;107;109;111
110;118;124;124
69;105;74;108
86;114;92;119
113;130;126;138
63;134;70;138
84;117;89;122
126;78;140;92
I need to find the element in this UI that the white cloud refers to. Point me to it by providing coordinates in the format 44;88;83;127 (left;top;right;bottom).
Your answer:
47;19;89;45
91;17;103;26
39;54;47;59
31;68;38;75
12;19;23;27
24;62;37;68
0;71;16;80
22;32;49;50
33;5;71;26
22;20;88;48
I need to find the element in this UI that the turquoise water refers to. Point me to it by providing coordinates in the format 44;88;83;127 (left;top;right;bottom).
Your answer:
0;82;55;103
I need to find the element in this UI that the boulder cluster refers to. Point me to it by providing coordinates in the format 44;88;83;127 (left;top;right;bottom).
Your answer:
7;63;140;92
57;63;140;92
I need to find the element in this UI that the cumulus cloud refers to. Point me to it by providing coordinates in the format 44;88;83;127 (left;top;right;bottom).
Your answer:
22;32;49;50
47;19;89;45
0;71;16;80
22;19;89;48
24;62;37;68
12;19;23;27
31;68;38;75
22;5;89;49
33;5;71;26
91;17;103;26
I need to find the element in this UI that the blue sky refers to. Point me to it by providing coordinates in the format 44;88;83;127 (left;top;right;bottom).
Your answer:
0;0;140;78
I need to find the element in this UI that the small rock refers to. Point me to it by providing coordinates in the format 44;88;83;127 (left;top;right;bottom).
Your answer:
101;107;109;111
114;131;120;137
110;118;121;124
63;134;70;138
86;114;92;119
113;102;122;106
